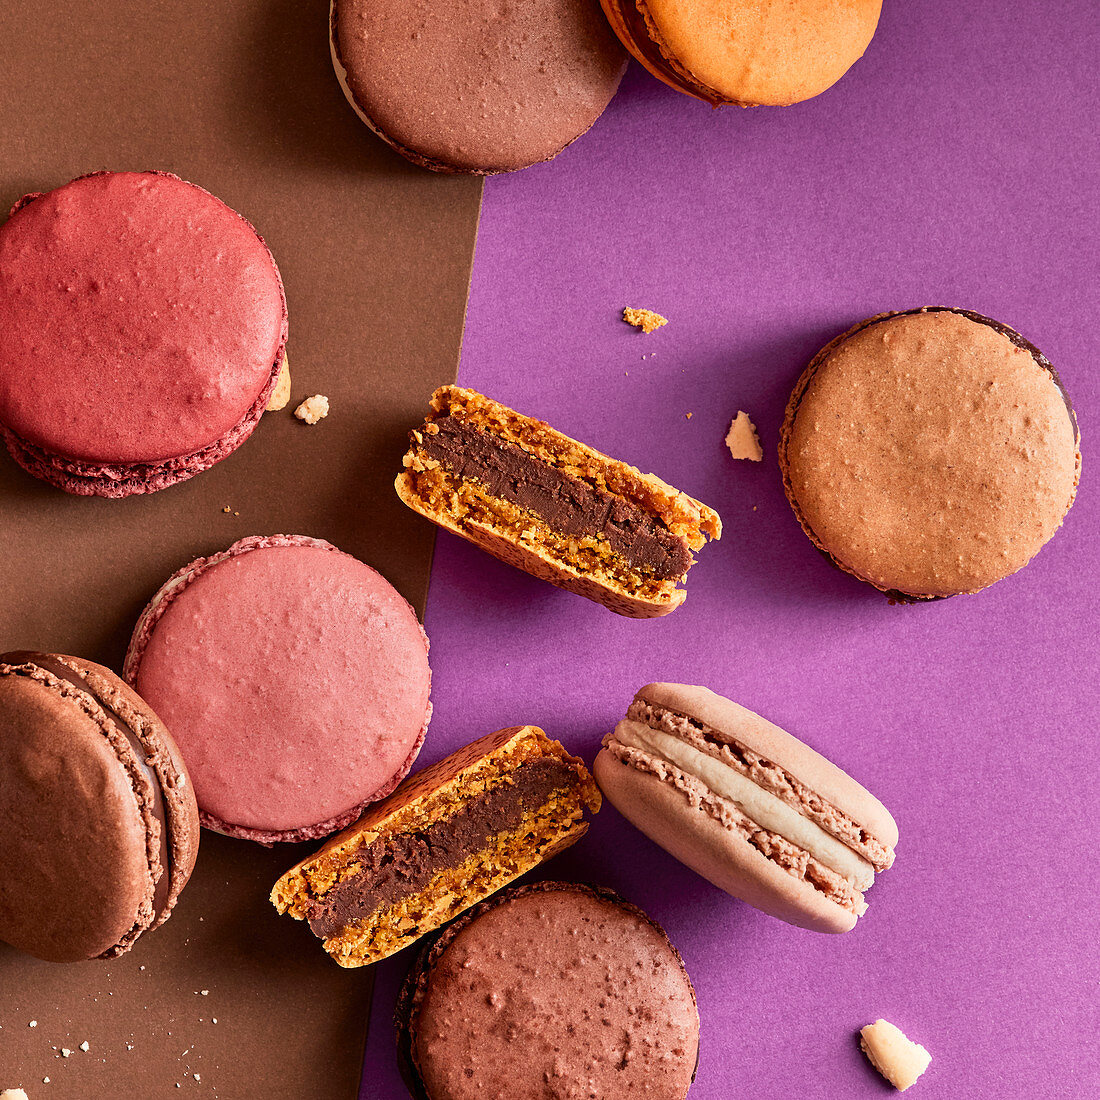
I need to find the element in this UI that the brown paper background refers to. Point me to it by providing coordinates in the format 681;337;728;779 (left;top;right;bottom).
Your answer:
0;0;482;1095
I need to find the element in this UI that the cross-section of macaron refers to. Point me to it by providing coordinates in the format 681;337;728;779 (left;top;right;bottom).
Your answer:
0;652;199;962
595;683;897;932
0;171;287;497
124;535;431;844
396;386;721;617
271;725;600;967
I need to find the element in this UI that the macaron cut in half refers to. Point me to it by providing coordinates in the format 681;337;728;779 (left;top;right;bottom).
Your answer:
0;652;199;962
779;308;1081;600
396;386;721;617
125;535;431;844
396;882;699;1100
331;0;627;173
599;0;882;107
271;726;600;967
0;170;287;497
595;683;897;933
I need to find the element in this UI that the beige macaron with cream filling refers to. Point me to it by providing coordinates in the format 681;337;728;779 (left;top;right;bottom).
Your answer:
594;683;897;933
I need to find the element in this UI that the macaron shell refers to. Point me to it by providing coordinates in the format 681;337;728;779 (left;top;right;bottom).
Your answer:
57;655;200;925
0;171;287;464
129;536;431;841
401;882;699;1100
0;669;154;961
594;748;856;933
639;0;882;106
331;0;626;173
780;310;1080;597
637;682;899;848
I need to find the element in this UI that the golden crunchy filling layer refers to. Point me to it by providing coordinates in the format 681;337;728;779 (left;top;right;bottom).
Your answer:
405;461;678;598
321;795;588;967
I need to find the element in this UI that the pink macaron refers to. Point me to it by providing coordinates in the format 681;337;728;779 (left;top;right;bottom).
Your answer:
124;535;432;844
0;170;287;497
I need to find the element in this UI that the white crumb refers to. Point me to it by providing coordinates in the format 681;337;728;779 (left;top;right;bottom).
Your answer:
725;411;763;461
860;1019;932;1091
79;1042;89;1053
294;394;329;424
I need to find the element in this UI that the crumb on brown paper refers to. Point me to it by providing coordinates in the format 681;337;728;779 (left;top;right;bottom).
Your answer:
725;411;763;461
78;1042;89;1053
294;394;329;424
623;307;668;334
265;353;291;412
859;1019;932;1091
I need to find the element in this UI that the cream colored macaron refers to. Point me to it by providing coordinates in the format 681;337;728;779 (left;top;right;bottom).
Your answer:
595;683;897;933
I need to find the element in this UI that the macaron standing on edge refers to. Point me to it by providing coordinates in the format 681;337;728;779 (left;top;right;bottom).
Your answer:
0;170;287;497
330;0;627;173
125;535;432;844
779;307;1081;600
595;683;898;933
0;652;199;963
599;0;882;106
395;882;700;1100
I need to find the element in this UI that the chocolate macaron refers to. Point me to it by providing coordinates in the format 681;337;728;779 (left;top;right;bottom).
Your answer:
396;882;699;1100
272;725;600;967
600;0;882;106
0;652;199;962
125;535;431;844
595;684;897;933
396;386;721;617
0;171;287;496
779;308;1081;599
330;0;627;173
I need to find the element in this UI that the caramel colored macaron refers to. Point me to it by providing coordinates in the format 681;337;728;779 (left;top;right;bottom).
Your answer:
599;0;882;106
331;0;627;174
0;653;199;962
779;308;1081;600
396;882;699;1100
271;726;600;967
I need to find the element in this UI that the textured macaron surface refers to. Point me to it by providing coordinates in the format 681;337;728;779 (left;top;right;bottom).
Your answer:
409;884;698;1099
333;0;626;173
130;538;431;838
782;310;1080;597
0;171;286;464
0;667;154;962
639;0;882;106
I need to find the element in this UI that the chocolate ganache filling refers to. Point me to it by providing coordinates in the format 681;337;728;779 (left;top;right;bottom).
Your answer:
306;758;577;940
420;417;692;580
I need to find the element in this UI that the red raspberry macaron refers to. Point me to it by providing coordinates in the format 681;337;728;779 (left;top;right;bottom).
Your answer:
0;170;287;497
125;535;432;844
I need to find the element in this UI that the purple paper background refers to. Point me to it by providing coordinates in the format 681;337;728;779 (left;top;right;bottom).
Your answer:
361;3;1098;1096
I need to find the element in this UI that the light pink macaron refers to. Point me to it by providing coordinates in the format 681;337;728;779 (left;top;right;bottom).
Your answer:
125;535;431;844
595;683;898;933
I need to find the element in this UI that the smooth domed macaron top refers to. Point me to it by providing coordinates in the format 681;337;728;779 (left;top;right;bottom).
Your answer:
634;0;881;106
0;171;287;464
128;536;431;840
782;309;1080;597
332;0;627;173
0;662;158;962
406;883;698;1100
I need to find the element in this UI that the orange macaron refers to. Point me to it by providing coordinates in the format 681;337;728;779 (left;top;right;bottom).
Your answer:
599;0;882;106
